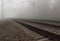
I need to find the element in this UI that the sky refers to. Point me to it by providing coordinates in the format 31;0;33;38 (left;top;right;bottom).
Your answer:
0;0;60;21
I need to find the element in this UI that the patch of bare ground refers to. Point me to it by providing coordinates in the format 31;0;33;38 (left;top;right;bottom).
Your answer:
0;20;34;41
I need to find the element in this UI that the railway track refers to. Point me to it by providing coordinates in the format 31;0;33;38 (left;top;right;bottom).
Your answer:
13;19;60;41
10;20;52;41
19;19;60;28
16;20;60;35
0;19;60;41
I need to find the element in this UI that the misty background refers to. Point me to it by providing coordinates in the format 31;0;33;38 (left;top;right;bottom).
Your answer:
0;0;60;21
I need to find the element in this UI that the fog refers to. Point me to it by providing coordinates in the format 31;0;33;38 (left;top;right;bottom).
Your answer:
0;0;60;21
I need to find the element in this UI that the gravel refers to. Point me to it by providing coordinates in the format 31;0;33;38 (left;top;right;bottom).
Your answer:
0;20;33;41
